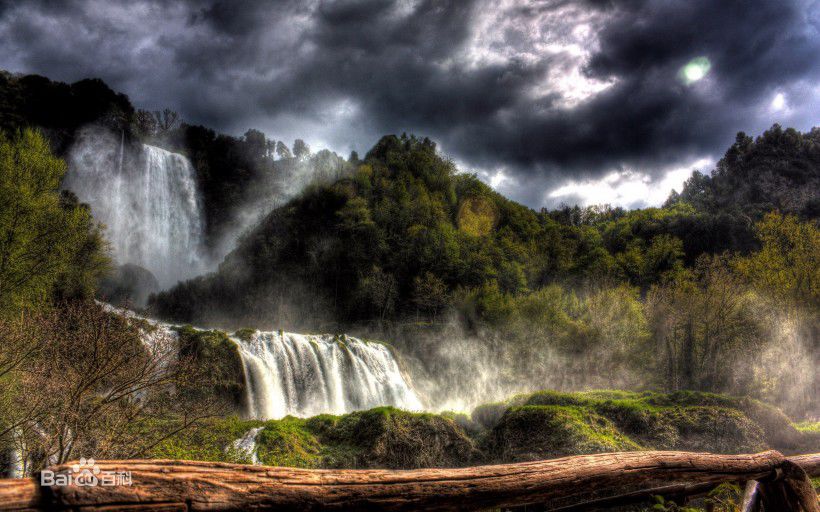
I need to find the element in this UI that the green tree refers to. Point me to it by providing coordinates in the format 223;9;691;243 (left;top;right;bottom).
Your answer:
646;255;761;393
735;212;819;310
412;271;450;318
243;129;267;161
734;212;819;414
153;108;180;134
0;129;108;313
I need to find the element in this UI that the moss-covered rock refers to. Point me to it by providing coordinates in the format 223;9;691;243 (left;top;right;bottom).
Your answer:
146;416;262;463
255;417;324;467
644;390;803;451
487;405;641;461
175;325;246;410
142;390;815;470
232;328;257;342
655;406;765;453
471;401;510;430
307;407;478;469
482;389;803;456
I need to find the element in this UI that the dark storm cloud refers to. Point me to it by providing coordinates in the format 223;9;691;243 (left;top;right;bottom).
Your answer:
1;0;819;207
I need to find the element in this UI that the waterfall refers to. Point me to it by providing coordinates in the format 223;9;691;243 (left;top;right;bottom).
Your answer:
65;129;207;288
236;331;422;420
101;304;422;419
1;447;23;478
230;427;263;465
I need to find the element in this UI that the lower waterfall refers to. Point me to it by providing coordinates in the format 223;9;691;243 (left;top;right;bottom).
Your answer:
235;331;422;420
230;427;263;465
107;305;422;420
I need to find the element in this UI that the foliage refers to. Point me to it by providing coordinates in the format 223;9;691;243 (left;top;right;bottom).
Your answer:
151;134;643;328
174;325;246;411
0;301;212;472
142;390;814;473
152;125;820;330
645;254;763;394
0;71;134;154
670;124;820;219
733;212;819;414
735;211;819;310
0;129;108;313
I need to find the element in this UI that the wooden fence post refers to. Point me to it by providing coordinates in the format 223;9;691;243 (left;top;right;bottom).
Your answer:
757;460;819;512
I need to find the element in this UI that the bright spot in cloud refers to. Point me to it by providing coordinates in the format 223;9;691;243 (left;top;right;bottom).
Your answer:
469;163;513;192
770;92;787;111
489;170;509;188
546;157;713;208
679;56;711;85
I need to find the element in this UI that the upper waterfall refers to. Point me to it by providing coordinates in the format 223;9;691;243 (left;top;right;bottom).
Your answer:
236;331;422;420
65;129;207;287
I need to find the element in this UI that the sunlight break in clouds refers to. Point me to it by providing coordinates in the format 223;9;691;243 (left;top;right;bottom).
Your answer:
464;0;616;108
547;158;713;208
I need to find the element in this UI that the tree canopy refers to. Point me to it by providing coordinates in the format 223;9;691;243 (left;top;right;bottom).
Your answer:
0;129;108;313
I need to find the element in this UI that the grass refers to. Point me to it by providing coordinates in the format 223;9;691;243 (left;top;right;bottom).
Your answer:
794;421;820;433
140;390;817;470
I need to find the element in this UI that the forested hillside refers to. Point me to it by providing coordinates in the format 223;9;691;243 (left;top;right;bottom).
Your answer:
151;127;819;417
1;70;816;419
0;70;817;508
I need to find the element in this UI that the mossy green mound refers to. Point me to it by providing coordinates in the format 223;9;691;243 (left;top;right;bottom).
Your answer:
487;405;641;461
175;325;246;410
143;390;816;470
255;417;325;467
476;389;804;458
149;408;477;469
145;416;263;463
302;407;478;468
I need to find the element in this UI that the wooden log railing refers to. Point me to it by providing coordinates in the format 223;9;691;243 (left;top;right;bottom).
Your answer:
0;451;817;511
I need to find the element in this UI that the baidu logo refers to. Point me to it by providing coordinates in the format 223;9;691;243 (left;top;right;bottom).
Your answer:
41;457;131;487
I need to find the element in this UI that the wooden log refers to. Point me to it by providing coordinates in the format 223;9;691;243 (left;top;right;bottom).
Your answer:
792;453;820;477
0;451;816;511
758;459;820;512
0;478;41;512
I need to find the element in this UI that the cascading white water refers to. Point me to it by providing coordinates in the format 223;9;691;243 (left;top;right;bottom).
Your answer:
230;427;263;465
65;129;207;287
2;446;23;478
101;304;422;419
236;331;422;420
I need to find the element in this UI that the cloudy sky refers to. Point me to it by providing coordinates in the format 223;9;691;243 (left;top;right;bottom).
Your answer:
1;0;819;208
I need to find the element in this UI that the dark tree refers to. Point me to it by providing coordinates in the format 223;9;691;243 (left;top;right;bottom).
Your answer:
293;138;310;159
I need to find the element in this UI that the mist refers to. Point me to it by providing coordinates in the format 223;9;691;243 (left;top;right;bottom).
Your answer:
64;125;209;289
64;125;352;307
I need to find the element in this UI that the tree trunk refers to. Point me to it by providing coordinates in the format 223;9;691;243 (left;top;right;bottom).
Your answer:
0;451;816;511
